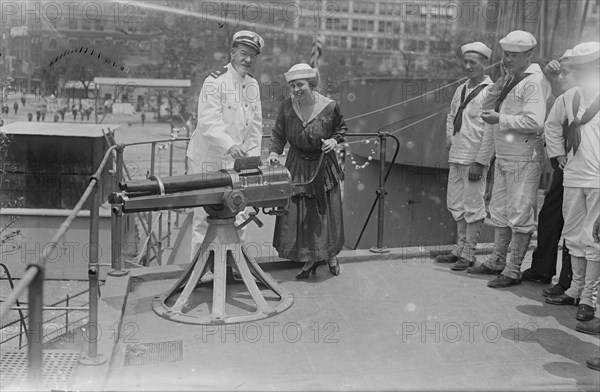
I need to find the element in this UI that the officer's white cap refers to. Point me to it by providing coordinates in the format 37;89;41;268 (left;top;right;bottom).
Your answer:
232;30;264;53
499;30;537;52
284;63;317;82
461;42;492;59
568;42;600;65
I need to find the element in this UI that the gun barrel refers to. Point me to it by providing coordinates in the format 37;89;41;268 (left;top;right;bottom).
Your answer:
119;172;233;195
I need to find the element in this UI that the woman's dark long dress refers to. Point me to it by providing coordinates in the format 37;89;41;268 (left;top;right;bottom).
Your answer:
270;97;346;262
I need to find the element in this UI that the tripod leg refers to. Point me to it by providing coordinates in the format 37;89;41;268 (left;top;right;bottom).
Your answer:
243;247;287;300
170;248;212;314
230;248;272;314
210;246;229;322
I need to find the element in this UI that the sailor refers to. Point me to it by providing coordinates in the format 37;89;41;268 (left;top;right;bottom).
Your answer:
436;42;494;271
467;30;552;288
543;42;600;324
186;30;265;261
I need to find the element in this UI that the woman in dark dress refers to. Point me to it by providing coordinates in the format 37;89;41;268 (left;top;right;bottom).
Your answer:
269;63;346;279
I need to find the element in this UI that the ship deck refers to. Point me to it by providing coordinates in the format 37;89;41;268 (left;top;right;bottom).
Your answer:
59;249;600;391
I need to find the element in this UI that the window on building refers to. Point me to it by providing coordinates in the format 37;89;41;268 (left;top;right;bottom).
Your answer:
406;39;418;51
340;36;348;48
325;18;339;30
352;19;359;31
417;41;426;52
367;20;374;31
366;38;373;49
351;37;358;48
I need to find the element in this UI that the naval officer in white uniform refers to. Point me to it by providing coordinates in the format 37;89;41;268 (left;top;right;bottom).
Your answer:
186;30;264;261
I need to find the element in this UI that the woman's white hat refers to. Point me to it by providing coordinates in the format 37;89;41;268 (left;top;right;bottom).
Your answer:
284;63;317;82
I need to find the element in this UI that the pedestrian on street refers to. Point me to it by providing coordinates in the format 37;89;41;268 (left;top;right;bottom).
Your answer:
468;30;552;288
27;112;33;122
141;111;146;126
54;112;59;122
543;42;600;322
269;63;345;279
520;50;577;291
36;108;41;121
41;107;46;122
21;95;26;107
72;105;78;121
435;42;494;271
186;30;265;264
59;108;65;121
13;101;18;115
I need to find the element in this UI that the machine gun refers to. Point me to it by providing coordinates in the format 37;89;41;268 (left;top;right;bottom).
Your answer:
109;154;324;325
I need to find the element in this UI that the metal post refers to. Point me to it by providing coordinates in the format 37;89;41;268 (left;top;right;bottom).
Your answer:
109;146;129;277
146;142;156;265
370;133;389;253
167;141;174;247
27;265;44;389
79;181;107;366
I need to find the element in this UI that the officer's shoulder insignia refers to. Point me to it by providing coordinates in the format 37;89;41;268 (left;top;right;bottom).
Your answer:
246;72;255;79
209;66;228;79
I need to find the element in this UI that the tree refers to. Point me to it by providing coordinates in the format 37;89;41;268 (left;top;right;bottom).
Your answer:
0;132;22;251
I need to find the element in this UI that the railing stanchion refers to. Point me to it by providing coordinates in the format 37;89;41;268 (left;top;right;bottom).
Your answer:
146;142;157;265
370;132;390;254
27;265;44;389
109;146;129;277
79;180;107;366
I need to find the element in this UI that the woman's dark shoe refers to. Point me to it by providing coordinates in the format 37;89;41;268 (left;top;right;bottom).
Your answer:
296;262;318;279
327;257;340;276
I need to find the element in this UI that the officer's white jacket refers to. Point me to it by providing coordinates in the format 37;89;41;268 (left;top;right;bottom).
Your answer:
186;63;263;172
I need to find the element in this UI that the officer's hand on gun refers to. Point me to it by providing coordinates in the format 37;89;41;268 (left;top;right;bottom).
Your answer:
228;144;247;159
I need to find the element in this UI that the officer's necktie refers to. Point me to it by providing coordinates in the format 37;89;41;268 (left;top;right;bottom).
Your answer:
566;93;600;155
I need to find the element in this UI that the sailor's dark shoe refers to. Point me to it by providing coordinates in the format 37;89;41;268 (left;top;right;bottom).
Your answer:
542;284;565;297
545;293;577;305
467;263;503;275
576;317;600;335
451;257;473;271
576;304;596;322
435;254;458;264
521;268;552;284
487;274;521;288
